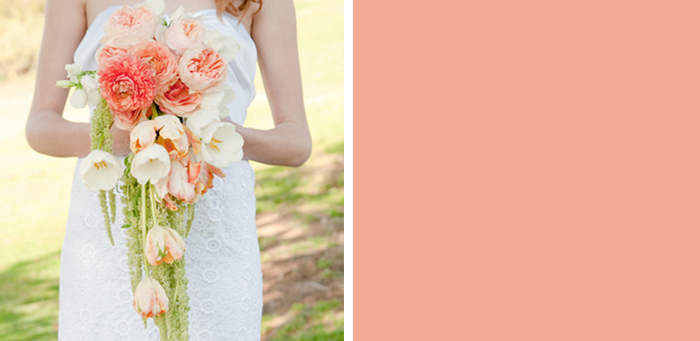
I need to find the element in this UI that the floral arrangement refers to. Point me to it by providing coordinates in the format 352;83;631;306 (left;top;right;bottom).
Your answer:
56;0;243;339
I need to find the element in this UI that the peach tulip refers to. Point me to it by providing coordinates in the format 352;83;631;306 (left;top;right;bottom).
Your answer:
132;277;169;318
145;225;186;265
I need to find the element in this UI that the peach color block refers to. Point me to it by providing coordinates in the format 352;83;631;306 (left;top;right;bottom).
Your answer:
356;0;700;340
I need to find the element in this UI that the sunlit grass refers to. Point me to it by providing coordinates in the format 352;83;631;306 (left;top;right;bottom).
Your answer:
262;299;344;341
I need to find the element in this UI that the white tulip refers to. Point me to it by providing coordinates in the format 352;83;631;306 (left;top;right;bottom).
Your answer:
185;109;220;138
130;120;157;154
203;29;240;62
154;115;184;140
142;0;165;15
169;6;185;22
131;144;171;185
154;115;189;159
201;122;244;168
80;150;123;192
200;87;236;119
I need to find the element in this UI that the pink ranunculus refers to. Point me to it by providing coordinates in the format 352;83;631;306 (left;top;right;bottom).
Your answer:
155;79;202;117
130;41;179;96
98;53;157;119
133;278;168;318
178;48;228;92
96;46;128;66
112;106;151;131
162;19;206;55
101;6;157;48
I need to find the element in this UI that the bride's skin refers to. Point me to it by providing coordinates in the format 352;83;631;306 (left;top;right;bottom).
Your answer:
25;0;312;167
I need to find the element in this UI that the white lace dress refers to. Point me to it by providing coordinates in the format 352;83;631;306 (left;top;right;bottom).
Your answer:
58;7;263;341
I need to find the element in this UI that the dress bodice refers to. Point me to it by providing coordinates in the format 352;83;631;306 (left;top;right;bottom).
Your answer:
73;6;257;125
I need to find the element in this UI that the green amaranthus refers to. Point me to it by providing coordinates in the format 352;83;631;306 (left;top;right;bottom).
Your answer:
91;98;195;340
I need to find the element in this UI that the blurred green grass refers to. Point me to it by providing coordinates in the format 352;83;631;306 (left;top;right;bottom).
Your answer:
0;0;344;339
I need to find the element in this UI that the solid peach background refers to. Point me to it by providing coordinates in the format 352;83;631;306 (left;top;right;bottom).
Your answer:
356;0;700;340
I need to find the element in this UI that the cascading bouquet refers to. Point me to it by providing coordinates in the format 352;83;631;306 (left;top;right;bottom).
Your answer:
56;0;243;339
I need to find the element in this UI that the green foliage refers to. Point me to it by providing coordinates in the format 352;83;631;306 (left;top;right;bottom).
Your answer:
316;258;334;270
90;99;114;152
270;300;344;341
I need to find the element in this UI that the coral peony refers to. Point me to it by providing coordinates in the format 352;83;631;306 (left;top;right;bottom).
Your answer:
178;48;228;92
98;53;157;118
155;79;202;116
130;41;179;95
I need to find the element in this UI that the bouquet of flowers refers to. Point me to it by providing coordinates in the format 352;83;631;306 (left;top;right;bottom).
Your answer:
56;0;243;339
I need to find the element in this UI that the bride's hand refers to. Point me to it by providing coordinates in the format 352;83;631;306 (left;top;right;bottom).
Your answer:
110;125;131;156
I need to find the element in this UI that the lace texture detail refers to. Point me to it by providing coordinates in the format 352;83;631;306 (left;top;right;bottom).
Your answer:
58;160;263;340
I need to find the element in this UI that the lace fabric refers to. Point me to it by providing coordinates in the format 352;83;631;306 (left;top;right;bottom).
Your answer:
59;160;262;340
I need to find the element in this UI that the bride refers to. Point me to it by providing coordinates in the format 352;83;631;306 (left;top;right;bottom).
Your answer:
25;0;311;339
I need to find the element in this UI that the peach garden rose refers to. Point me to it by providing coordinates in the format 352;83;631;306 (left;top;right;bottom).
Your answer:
178;47;228;92
113;106;152;131
130;41;179;95
155;79;202;116
101;5;157;48
161;18;206;55
96;46;127;65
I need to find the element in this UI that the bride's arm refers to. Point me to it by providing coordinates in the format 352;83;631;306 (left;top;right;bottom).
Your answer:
236;0;312;167
25;0;130;158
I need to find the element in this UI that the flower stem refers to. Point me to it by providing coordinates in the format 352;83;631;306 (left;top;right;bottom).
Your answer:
141;183;150;277
150;184;158;227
